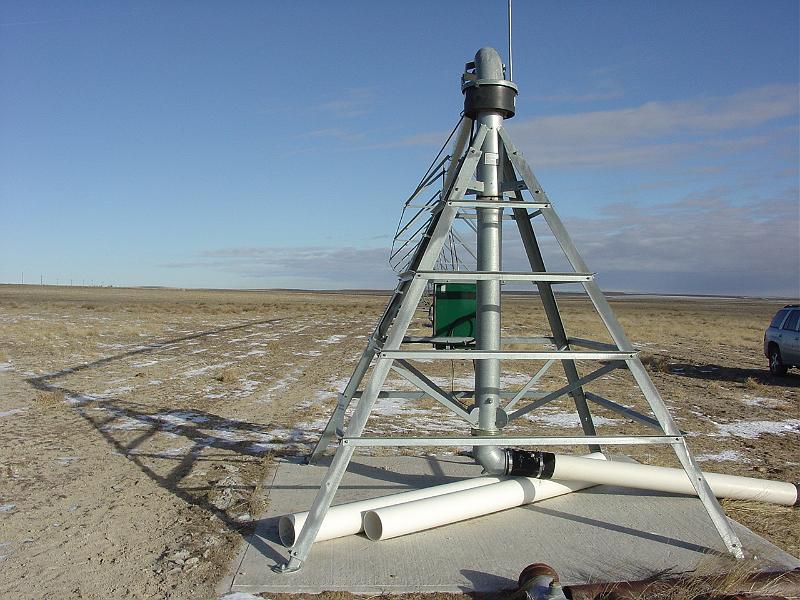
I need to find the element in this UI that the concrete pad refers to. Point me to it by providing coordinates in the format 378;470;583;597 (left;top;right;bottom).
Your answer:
224;455;799;594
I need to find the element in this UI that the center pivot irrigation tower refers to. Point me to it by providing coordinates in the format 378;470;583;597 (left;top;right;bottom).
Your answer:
275;47;744;574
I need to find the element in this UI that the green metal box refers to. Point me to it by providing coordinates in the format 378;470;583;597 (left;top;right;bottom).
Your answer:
433;282;476;344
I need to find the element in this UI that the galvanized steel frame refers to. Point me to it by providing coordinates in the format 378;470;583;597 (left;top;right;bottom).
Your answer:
278;114;744;574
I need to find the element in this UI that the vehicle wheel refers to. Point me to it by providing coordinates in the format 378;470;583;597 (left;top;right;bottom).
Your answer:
769;345;788;376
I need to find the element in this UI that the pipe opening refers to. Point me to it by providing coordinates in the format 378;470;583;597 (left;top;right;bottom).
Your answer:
278;515;297;547
363;511;383;541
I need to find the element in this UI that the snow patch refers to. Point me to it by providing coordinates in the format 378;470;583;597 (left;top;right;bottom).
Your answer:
0;408;26;418
157;446;192;457
713;419;800;439
526;412;622;428
232;379;262;398
100;386;133;397
695;450;749;463
132;360;159;368
742;396;788;409
183;363;231;377
65;393;103;406
259;368;301;402
237;349;267;357
154;411;211;428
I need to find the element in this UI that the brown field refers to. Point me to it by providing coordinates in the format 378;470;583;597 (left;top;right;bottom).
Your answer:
0;284;797;600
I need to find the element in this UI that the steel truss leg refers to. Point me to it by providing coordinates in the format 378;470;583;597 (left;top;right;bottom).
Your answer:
277;130;486;571
277;233;457;572
307;338;378;464
499;128;744;559
505;160;600;452
308;278;410;463
309;123;483;464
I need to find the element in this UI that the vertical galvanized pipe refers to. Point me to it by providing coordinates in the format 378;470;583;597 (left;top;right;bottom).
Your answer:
475;111;502;435
468;48;508;471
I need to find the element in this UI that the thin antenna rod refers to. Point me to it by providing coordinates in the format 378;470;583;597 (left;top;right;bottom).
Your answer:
507;0;513;81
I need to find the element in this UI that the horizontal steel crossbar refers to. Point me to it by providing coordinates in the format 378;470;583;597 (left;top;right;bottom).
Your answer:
341;435;683;447
403;335;475;344
501;336;557;346
380;350;637;360
455;213;518;221
351;390;548;400
412;271;594;282
447;200;550;209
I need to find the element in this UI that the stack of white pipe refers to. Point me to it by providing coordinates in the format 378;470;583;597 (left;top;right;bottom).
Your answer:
279;453;798;548
280;453;607;546
363;472;600;541
279;473;505;546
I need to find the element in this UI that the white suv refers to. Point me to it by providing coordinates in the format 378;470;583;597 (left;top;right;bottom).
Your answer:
764;304;800;376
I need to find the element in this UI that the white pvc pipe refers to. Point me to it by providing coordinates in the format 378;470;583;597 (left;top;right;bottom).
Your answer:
280;474;504;547
280;453;612;547
361;453;610;541
546;454;799;506
363;475;598;541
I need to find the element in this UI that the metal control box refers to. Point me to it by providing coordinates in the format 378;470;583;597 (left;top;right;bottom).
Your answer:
433;283;476;343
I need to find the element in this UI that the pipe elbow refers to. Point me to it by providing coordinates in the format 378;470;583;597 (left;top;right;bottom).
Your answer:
474;47;505;80
474;445;509;475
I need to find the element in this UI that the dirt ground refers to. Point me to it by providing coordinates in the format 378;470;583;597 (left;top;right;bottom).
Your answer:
0;284;797;600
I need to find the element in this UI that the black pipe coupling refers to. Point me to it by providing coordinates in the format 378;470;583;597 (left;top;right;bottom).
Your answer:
463;83;517;119
506;449;557;479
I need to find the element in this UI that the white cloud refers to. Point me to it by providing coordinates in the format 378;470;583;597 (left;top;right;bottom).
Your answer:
507;84;798;168
313;88;377;118
516;84;797;141
517;189;800;296
162;83;800;296
163;186;799;296
163;246;395;289
378;84;798;168
301;127;365;143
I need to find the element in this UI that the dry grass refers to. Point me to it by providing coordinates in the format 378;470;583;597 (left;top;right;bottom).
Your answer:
721;498;795;516
721;499;800;558
743;376;773;395
617;556;796;600
1;285;798;600
34;390;64;406
640;352;671;373
214;368;241;384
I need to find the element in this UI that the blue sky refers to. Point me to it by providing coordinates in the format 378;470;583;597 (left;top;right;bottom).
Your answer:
1;1;798;296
